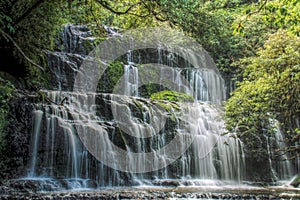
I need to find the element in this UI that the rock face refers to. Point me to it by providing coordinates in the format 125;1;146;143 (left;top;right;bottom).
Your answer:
58;25;95;55
0;93;35;180
47;25;96;91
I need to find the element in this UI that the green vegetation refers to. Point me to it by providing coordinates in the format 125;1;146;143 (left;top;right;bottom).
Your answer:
0;77;15;152
150;90;193;114
226;30;300;157
150;90;194;102
0;1;75;88
97;61;124;93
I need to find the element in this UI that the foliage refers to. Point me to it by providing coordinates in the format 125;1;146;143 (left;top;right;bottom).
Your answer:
0;12;14;33
263;0;300;36
158;0;240;73
226;30;300;156
150;90;194;102
241;30;300;121
233;0;299;34
71;0;167;34
0;77;15;152
0;0;74;88
225;78;277;149
229;0;300;87
232;0;300;59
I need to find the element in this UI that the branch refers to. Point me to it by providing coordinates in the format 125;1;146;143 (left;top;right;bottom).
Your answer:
89;2;104;34
13;0;46;26
236;0;269;31
0;28;45;71
140;0;168;22
95;0;156;18
275;145;300;160
95;0;141;15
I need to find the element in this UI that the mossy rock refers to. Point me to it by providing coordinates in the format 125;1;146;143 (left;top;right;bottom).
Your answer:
150;90;194;103
291;174;300;188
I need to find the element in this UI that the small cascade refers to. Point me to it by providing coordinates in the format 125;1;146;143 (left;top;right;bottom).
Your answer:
171;68;225;104
273;129;293;179
186;103;244;182
154;49;225;104
123;64;139;96
188;70;209;101
119;65;225;104
265;135;277;182
28;110;43;177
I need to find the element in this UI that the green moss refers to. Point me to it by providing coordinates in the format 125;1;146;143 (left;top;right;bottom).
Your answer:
150;91;193;119
97;61;124;93
150;90;194;103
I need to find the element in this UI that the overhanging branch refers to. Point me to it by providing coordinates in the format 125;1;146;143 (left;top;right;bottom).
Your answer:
94;0;165;20
0;28;45;71
13;0;46;26
95;0;142;15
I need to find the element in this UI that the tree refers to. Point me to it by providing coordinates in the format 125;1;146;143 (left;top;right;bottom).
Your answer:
226;29;300;158
0;0;75;87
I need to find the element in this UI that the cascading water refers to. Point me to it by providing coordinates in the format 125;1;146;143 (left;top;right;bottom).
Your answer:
273;129;293;179
28;110;43;177
123;64;139;96
24;25;247;190
23;25;298;193
28;90;244;189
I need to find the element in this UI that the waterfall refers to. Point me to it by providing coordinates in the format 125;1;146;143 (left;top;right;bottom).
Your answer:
27;90;244;188
25;25;246;190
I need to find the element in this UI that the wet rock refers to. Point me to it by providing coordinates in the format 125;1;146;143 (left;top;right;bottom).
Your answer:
291;174;300;187
58;25;96;55
152;179;181;187
0;93;34;180
48;24;98;91
47;52;85;91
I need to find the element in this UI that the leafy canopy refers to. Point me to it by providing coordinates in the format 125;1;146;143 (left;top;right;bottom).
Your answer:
226;29;300;156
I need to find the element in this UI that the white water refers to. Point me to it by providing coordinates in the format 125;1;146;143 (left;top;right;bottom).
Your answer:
123;64;139;96
273;129;293;179
28;110;43;177
28;89;245;188
119;49;225;104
